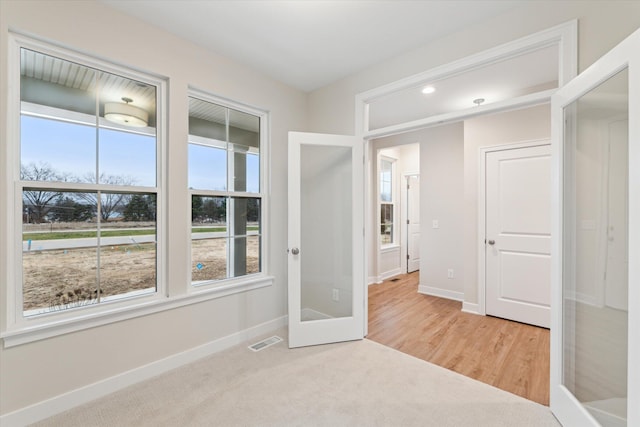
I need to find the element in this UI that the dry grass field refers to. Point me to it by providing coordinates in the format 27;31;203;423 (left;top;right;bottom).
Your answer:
22;235;259;312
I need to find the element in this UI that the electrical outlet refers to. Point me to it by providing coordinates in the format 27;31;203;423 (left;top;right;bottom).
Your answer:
432;220;439;229
447;269;454;279
332;288;340;302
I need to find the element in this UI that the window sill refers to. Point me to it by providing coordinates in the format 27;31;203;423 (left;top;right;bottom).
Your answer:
1;275;274;348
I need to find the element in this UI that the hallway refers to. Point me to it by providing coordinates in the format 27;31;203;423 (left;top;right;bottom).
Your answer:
367;272;550;405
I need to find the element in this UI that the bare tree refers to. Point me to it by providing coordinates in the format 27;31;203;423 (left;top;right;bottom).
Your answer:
21;162;68;223
75;173;135;221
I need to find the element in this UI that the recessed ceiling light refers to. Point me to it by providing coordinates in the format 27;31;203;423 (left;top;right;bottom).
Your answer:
421;86;435;95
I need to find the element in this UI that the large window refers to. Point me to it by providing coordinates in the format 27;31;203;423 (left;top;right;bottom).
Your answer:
380;157;395;245
17;47;162;317
188;94;263;285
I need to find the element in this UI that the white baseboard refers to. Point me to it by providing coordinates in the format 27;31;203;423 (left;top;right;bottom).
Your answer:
0;316;287;427
368;276;381;285
380;268;402;281
418;285;463;302
461;302;482;315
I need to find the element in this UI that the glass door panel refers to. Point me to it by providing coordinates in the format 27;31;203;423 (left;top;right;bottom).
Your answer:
287;132;364;348
563;68;628;426
300;145;353;321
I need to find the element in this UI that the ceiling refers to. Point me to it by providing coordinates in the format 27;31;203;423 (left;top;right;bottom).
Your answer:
100;0;528;92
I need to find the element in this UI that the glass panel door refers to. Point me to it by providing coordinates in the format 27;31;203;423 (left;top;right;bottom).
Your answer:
288;132;364;348
563;69;628;427
551;26;639;427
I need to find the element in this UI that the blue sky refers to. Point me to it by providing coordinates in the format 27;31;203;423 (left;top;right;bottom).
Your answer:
21;115;260;193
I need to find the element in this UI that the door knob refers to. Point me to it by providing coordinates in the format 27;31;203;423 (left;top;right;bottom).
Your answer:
291;247;300;255
487;240;495;245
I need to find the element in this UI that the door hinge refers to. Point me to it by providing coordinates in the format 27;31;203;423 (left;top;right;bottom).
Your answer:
407;254;410;260
407;219;410;224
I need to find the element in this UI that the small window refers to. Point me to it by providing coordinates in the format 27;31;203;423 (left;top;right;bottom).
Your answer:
18;48;161;317
380;158;395;245
188;95;264;285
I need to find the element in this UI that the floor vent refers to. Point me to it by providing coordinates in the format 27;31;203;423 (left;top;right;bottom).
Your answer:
248;336;283;352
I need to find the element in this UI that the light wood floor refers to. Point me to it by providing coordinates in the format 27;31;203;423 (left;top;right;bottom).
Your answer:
367;272;550;406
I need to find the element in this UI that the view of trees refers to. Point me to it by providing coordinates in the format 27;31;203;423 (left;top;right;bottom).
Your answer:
21;162;152;224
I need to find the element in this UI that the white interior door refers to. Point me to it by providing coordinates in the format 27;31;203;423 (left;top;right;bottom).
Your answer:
550;28;639;427
287;131;364;348
406;175;420;273
485;143;551;328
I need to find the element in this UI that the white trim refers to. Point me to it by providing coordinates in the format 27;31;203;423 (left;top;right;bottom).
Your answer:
418;286;463;302
380;267;402;282
2;275;274;348
477;139;551;318
0;315;287;427
461;302;481;315
366;90;555;140
355;20;577;139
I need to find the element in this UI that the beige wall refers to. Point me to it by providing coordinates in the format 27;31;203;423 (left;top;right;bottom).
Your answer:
374;124;464;298
419;124;465;299
308;1;640;135
0;0;306;415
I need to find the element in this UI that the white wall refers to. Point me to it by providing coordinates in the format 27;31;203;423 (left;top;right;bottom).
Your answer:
463;105;551;305
0;0;306;416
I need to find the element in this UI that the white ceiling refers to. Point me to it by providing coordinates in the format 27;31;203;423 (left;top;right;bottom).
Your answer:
100;0;527;92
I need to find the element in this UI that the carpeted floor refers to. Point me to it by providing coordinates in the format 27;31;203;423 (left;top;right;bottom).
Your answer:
34;331;560;426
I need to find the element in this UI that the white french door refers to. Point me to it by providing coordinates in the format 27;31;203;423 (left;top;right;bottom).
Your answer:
551;28;639;426
287;132;364;348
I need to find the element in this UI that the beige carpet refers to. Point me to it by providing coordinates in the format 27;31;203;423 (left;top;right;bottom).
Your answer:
34;331;560;427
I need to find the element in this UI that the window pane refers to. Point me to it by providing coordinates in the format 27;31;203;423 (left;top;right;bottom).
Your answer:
101;192;157;301
192;238;227;282
229;108;260;193
99;128;156;187
230;197;260;236
22;190;158;315
192;196;228;283
247;152;260;193
381;203;393;245
21;116;96;184
23;190;98;315
231;236;260;278
188;143;227;191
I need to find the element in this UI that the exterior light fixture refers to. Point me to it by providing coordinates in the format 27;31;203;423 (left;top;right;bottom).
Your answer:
421;86;436;95
104;97;148;127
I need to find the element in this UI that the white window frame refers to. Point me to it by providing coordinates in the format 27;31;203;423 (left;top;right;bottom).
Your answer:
187;87;270;292
379;156;397;248
1;33;168;347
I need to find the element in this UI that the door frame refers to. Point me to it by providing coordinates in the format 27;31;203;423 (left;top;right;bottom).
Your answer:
356;23;576;339
477;139;551;317
403;173;420;274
